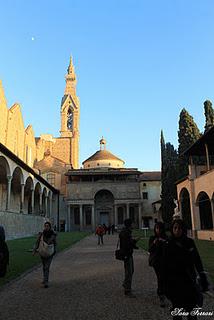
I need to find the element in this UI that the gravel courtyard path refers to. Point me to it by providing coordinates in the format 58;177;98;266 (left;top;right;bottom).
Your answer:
0;234;213;320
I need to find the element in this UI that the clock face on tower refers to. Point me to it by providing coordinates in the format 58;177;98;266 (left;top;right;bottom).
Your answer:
67;107;73;130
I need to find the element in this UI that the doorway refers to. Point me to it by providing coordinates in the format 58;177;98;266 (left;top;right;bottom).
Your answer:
100;212;109;225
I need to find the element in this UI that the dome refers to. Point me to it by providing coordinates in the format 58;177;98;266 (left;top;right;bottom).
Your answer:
82;138;125;169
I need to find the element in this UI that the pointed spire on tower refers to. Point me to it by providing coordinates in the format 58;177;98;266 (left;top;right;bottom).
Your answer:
67;56;74;74
64;56;77;97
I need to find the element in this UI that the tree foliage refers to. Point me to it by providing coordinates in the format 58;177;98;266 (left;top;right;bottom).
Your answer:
177;108;201;178
160;131;178;225
204;100;214;132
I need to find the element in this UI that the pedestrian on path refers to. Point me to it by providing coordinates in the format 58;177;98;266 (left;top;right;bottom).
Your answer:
119;218;139;297
0;225;9;278
148;221;168;307
163;219;209;320
33;221;57;288
95;224;105;245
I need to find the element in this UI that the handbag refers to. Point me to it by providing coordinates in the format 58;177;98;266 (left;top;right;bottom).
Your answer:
115;239;125;261
38;235;54;258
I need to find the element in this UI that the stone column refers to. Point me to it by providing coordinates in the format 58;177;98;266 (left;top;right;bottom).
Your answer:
6;175;12;211
80;204;83;231
45;196;48;217
39;192;43;215
114;205;118;226
211;199;214;230
49;193;52;219
189;180;200;238
20;183;25;213
138;203;142;229
126;203;129;219
91;204;95;231
31;189;34;214
67;205;71;232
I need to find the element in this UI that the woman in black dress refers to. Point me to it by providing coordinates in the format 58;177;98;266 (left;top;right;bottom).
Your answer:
163;219;208;320
148;221;168;307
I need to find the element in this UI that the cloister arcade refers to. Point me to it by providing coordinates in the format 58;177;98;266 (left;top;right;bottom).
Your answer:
178;186;214;239
0;147;58;239
0;155;53;215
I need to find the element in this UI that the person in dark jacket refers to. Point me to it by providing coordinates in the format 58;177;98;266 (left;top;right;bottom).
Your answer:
148;221;168;307
119;218;139;297
163;219;208;320
33;221;57;288
0;225;9;278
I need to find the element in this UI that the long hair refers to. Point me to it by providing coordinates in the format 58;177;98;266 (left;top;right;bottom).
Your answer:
154;221;166;237
170;219;187;237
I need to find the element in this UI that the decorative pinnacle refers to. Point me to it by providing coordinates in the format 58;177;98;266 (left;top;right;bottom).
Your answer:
67;56;74;74
100;137;106;150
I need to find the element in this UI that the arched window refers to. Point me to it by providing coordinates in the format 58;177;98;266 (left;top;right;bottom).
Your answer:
47;172;55;186
67;107;73;130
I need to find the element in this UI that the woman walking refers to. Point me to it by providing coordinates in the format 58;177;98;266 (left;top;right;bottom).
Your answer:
148;221;168;307
163;219;208;320
33;222;56;288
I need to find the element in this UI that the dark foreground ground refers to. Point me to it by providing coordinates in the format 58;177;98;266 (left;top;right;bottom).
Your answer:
0;234;213;320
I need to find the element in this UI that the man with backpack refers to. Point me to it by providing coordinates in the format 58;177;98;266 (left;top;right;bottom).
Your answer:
119;219;139;297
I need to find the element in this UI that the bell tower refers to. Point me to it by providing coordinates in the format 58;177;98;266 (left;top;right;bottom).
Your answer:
60;57;80;168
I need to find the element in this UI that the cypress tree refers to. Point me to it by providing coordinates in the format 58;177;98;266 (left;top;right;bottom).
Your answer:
204;100;214;132
178;108;201;178
160;131;178;225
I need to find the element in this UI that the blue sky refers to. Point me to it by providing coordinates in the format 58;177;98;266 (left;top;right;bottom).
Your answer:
0;0;214;170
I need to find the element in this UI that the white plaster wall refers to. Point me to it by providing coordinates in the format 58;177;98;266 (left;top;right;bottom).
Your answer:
140;181;161;215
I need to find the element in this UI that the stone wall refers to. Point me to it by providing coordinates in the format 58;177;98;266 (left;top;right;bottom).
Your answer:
197;230;214;241
0;211;47;240
140;181;161;215
67;181;140;200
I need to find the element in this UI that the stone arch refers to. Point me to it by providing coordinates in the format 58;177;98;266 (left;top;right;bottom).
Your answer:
0;156;11;210
24;176;33;214
196;191;213;230
94;189;114;225
34;182;41;215
0;156;11;176
47;190;52;218
11;167;24;212
179;188;192;229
